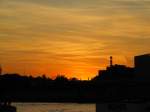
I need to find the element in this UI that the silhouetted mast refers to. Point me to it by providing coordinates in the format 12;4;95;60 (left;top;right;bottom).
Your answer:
0;65;2;75
110;56;113;67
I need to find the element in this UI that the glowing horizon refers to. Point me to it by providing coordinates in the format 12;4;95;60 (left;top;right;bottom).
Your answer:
0;0;150;80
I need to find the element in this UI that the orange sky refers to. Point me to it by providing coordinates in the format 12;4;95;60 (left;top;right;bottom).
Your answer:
0;0;150;80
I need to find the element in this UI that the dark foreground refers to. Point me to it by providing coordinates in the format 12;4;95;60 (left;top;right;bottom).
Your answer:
0;104;16;112
1;74;150;103
96;102;150;112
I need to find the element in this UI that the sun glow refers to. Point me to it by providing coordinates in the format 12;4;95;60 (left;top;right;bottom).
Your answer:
0;0;150;79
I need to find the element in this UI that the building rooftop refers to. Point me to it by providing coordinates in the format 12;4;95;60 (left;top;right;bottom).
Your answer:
135;54;150;57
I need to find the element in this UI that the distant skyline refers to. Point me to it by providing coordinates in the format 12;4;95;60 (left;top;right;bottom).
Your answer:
0;0;150;79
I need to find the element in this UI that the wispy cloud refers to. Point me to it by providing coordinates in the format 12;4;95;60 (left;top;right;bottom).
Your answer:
0;0;150;79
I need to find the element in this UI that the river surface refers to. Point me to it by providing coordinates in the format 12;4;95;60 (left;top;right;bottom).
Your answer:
12;103;95;112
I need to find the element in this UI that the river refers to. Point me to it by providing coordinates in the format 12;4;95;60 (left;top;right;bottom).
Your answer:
12;103;95;112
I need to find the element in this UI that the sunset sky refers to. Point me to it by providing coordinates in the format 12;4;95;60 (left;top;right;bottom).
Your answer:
0;0;150;80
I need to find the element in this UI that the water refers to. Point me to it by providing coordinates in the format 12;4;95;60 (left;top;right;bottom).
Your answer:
13;103;95;112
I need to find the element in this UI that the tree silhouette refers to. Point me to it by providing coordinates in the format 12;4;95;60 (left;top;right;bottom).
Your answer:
55;75;68;84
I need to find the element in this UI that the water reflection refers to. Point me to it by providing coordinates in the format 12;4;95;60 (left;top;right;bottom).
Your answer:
13;103;95;112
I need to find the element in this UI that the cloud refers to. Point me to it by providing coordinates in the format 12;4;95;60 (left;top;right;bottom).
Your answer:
0;0;150;79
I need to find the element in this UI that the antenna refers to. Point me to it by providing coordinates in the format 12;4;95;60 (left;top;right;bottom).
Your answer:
0;65;2;75
110;56;113;67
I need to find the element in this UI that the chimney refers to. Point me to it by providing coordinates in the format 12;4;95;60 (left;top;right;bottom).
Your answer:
0;65;2;75
110;56;113;67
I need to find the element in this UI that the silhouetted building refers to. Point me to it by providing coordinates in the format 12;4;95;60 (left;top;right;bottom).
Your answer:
99;64;134;80
98;57;134;80
134;54;150;80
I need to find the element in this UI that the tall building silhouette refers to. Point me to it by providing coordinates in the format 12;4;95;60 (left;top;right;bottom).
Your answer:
134;54;150;80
